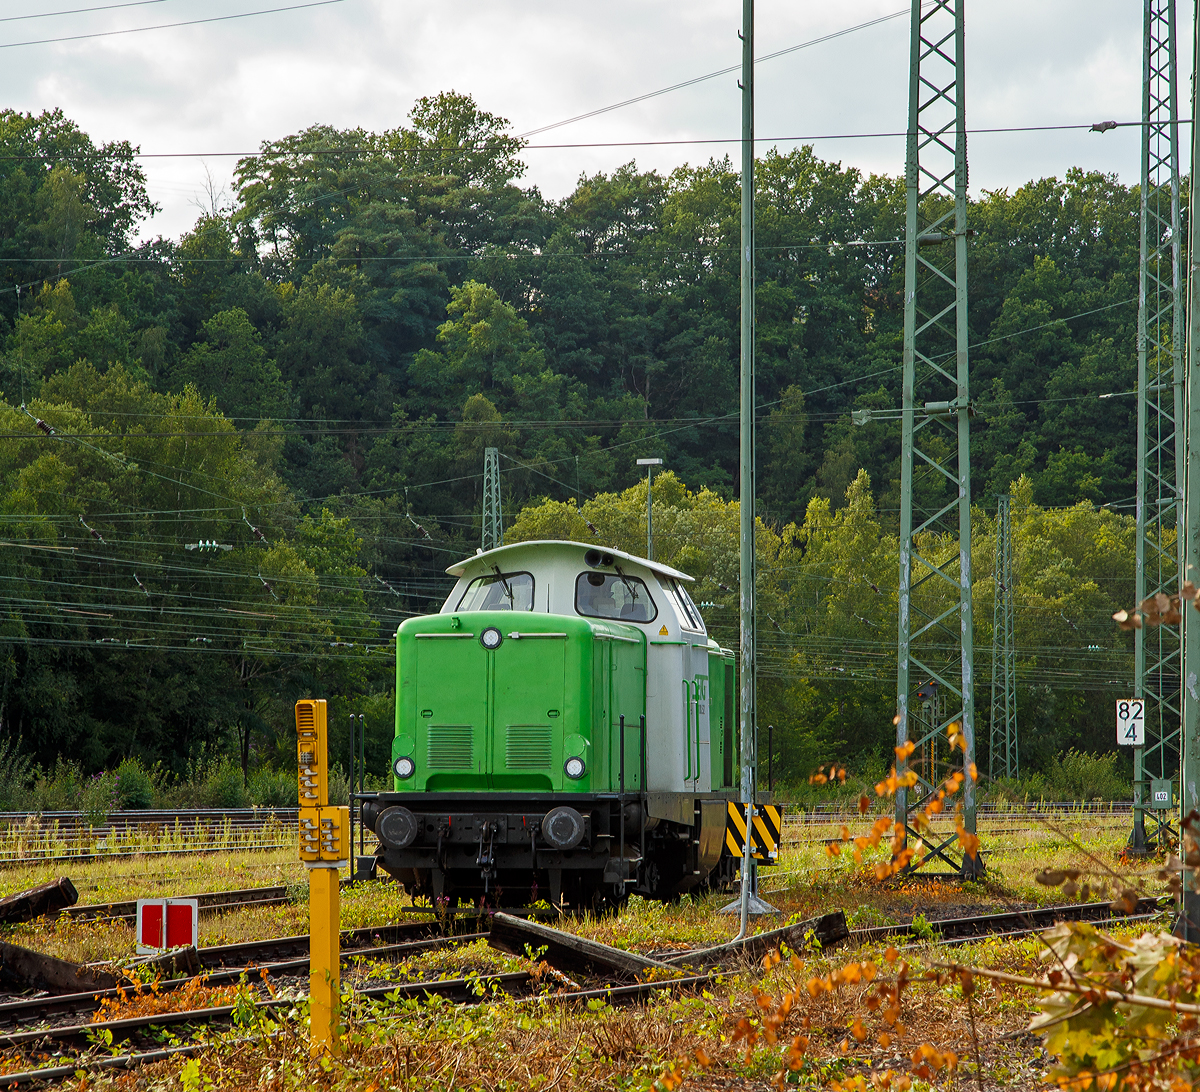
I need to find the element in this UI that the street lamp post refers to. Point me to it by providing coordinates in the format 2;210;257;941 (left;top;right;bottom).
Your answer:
637;458;663;560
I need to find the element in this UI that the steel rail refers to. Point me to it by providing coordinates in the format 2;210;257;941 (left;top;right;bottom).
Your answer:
64;885;291;922
849;897;1170;943
0;843;294;865
0;924;473;1029
0;967;533;1055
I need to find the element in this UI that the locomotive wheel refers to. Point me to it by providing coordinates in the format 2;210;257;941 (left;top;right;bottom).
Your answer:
575;878;624;917
642;851;687;902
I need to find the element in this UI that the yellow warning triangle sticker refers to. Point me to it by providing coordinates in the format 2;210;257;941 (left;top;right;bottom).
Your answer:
659;625;669;636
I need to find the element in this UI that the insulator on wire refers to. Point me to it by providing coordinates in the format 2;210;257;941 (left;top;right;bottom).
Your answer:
375;575;400;598
242;508;268;544
79;516;105;544
259;573;279;601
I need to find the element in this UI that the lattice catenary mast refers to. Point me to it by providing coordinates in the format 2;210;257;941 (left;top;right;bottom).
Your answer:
989;495;1017;781
482;447;503;553
893;0;979;877
1178;0;1200;938
1131;0;1183;855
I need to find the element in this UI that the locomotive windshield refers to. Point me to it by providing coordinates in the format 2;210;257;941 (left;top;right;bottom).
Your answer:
457;571;534;611
574;571;657;622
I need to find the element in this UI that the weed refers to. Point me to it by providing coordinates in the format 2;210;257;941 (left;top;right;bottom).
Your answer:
909;913;935;941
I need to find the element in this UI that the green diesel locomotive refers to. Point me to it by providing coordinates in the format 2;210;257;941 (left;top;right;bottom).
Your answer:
361;539;764;909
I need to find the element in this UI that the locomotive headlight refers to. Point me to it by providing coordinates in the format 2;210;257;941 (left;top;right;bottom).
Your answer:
480;626;503;650
564;756;586;780
394;756;416;780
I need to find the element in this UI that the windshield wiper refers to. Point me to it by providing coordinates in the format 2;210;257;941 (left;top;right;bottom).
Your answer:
614;565;639;603
492;566;514;604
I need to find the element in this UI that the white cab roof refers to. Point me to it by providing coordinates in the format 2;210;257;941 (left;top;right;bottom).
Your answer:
445;540;695;583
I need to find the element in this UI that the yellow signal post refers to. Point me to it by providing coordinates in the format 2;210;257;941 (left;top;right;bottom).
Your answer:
295;699;347;1057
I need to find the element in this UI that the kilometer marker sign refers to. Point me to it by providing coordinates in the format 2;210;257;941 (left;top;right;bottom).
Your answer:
1116;698;1145;746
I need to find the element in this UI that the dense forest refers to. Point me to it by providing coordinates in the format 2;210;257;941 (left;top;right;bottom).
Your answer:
0;94;1149;789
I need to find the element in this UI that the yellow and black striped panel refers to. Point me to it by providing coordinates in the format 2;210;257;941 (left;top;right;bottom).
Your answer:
754;804;781;861
726;802;783;862
726;801;749;857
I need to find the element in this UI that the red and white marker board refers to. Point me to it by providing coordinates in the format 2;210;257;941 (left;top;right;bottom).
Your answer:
136;898;199;954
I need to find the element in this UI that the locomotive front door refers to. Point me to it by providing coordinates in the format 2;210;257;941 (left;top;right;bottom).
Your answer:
490;635;567;791
415;635;488;790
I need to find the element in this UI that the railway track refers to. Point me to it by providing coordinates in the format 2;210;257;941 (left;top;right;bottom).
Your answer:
0;809;298;865
783;801;1134;820
64;885;292;923
0;808;298;831
848;896;1171;945
0;955;717;1083
0;921;476;1029
0;802;1134;866
0;895;1173;1084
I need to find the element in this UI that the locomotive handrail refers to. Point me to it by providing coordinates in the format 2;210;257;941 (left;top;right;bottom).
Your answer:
683;680;693;781
506;632;568;639
619;714;626;883
414;632;475;638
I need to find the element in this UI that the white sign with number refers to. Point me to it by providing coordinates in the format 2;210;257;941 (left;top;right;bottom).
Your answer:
1116;699;1145;746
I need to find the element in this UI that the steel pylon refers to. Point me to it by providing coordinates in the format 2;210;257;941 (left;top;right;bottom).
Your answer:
1178;0;1200;939
1132;0;1184;855
893;0;979;878
482;447;503;553
989;495;1017;781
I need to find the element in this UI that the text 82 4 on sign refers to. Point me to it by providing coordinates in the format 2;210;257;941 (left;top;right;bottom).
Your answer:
1116;699;1145;746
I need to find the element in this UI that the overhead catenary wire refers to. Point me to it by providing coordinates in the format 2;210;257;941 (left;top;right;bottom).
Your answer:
514;7;916;139
0;0;349;49
0;118;1160;163
1;0;170;22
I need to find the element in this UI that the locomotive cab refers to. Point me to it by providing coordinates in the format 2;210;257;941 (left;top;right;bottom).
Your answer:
362;540;747;909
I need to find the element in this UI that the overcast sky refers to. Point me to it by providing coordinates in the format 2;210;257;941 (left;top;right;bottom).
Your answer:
1;0;1190;244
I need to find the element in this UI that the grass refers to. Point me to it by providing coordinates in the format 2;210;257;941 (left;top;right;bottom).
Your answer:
0;807;1164;1089
0;847;303;903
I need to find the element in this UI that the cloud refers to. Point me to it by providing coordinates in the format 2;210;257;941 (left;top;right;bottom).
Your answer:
0;0;1176;243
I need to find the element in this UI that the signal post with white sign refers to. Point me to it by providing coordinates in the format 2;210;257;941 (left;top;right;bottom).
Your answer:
1117;698;1146;747
296;699;348;1056
1117;698;1175;847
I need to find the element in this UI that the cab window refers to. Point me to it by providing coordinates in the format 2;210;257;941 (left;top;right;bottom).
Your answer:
457;571;534;611
574;571;657;623
666;578;704;632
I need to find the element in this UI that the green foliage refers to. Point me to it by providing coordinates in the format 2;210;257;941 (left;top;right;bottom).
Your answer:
0;737;34;810
174;307;291;422
27;758;83;812
79;770;119;825
1023;749;1131;802
246;765;297;808
177;758;248;809
114;757;156;809
909;913;935;941
0;101;1152;783
1033;922;1195;1089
